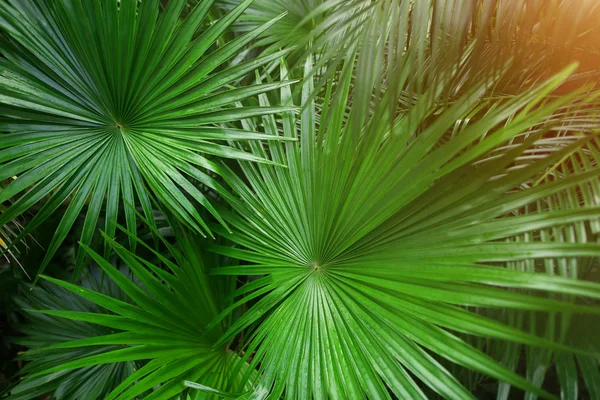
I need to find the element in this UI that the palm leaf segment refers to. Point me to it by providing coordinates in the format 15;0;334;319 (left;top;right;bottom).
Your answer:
473;104;600;398
217;0;372;52
1;183;32;274
207;35;600;400
15;228;252;400
0;0;293;278
10;268;139;400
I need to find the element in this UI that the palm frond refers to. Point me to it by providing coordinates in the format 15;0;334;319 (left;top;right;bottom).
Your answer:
206;32;600;397
469;124;600;399
0;0;295;279
9;267;139;400
12;225;253;400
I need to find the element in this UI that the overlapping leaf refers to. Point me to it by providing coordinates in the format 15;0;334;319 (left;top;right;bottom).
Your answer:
4;1;600;399
1;184;30;274
470;125;600;399
216;0;373;54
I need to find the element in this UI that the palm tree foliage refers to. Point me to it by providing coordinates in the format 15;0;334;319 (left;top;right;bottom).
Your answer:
12;226;252;400
215;0;373;61
207;53;600;397
10;267;139;400
0;0;295;278
2;0;600;399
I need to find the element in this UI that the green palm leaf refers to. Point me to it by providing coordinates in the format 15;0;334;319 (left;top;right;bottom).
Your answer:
0;0;295;279
9;267;139;400
216;0;373;55
12;225;253;399
471;130;600;399
206;33;600;397
4;1;600;399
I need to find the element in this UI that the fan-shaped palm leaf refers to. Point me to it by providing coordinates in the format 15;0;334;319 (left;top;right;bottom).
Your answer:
11;225;253;399
0;0;296;279
205;31;600;397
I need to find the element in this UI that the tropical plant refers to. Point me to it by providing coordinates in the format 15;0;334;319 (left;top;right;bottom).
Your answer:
9;267;140;400
0;207;21;270
2;0;600;399
8;227;253;400
204;44;600;396
0;0;294;278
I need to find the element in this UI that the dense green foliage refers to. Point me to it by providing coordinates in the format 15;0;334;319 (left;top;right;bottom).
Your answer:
1;0;600;399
